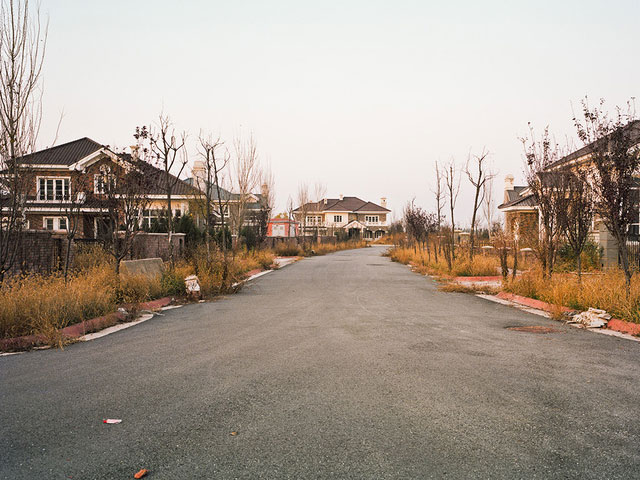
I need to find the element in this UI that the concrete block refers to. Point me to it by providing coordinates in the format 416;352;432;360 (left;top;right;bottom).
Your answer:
120;257;165;279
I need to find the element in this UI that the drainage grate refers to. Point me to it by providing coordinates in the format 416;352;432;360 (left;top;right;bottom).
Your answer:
507;326;561;334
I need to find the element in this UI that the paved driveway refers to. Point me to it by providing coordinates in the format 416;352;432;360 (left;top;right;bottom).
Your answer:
2;246;640;479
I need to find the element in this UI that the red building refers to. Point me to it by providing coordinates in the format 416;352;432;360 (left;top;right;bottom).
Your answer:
267;213;299;238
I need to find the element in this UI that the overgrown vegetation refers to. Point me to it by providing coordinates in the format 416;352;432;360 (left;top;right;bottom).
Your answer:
273;239;367;257
387;246;501;277
504;269;640;324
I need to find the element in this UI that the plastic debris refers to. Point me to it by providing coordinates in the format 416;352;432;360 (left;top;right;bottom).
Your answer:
134;469;148;479
230;431;238;436
102;419;122;424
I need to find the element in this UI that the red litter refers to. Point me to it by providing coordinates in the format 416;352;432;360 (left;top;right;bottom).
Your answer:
103;419;122;424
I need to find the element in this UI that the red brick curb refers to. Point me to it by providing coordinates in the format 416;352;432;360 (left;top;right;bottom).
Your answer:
496;292;572;313
496;292;640;337
0;297;172;353
607;318;640;336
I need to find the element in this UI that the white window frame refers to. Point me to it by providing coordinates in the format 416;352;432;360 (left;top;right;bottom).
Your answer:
37;176;70;202
306;215;322;226
43;216;68;232
365;215;379;223
333;215;343;223
142;209;165;229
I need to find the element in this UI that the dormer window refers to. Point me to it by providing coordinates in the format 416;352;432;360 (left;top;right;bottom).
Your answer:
38;177;70;201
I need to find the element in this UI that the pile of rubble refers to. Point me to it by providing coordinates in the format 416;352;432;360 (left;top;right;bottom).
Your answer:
567;308;612;329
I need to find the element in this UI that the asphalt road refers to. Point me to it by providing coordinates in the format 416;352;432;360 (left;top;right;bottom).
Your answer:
2;246;640;479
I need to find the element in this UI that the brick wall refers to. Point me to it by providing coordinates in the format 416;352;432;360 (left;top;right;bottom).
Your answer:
5;231;73;276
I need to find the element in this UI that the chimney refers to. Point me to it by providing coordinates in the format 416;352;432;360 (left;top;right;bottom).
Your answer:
261;183;268;199
339;194;344;200
130;145;139;161
504;174;515;203
192;160;206;191
380;197;387;208
323;198;327;205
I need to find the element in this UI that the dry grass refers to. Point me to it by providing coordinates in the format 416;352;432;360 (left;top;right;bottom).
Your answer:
504;269;640;323
388;246;500;277
0;244;278;341
0;267;118;339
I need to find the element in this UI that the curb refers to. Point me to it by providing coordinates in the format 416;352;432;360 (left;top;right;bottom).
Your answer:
0;297;172;353
491;292;640;340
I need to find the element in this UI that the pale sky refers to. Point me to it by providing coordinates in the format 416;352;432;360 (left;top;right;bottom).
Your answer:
38;0;639;225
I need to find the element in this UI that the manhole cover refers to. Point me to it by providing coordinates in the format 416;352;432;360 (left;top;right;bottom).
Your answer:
507;326;561;334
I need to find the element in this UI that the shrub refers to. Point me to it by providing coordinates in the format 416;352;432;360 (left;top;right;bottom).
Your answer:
274;242;303;256
74;243;113;271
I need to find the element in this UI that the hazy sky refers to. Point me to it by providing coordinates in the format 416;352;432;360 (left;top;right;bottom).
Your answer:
38;0;639;224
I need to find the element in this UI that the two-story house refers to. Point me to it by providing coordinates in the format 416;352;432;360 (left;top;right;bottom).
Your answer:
293;195;390;240
8;137;199;239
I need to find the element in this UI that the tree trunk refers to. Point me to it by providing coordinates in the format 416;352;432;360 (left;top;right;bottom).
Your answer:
577;252;582;286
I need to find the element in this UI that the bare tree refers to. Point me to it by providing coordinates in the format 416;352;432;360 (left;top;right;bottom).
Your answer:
197;134;229;262
482;173;495;232
100;160;150;275
312;181;326;238
431;160;445;262
231;132;259;242
522;125;566;278
573;98;640;289
444;159;461;262
557;167;594;282
143;114;188;267
0;0;47;283
255;165;275;245
296;183;310;243
465;148;495;259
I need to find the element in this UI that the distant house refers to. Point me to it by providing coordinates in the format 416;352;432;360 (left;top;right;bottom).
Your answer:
293;195;390;240
185;160;267;230
267;213;298;238
498;120;640;268
4;137;199;239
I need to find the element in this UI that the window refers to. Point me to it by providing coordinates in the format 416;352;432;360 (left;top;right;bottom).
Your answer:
38;177;70;201
306;215;322;225
365;215;379;223
94;166;116;194
333;215;343;223
142;209;166;230
43;217;67;231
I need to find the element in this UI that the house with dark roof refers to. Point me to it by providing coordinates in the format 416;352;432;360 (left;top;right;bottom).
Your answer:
293;195;390;239
498;120;640;267
184;160;267;230
8;137;199;239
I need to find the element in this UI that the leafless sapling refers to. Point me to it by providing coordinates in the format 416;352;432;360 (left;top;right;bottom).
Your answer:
465;148;495;260
145;114;188;268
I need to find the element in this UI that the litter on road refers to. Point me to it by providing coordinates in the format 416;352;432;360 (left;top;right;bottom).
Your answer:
133;468;148;478
102;419;122;424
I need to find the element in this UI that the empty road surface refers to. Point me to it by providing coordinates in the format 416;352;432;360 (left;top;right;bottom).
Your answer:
2;246;640;479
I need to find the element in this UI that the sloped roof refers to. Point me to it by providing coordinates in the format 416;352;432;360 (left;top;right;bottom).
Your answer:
498;186;537;210
547;119;640;170
14;138;199;197
295;196;389;213
17;137;105;166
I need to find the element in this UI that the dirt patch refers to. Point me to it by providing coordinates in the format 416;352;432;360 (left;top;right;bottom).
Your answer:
507;325;562;334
